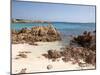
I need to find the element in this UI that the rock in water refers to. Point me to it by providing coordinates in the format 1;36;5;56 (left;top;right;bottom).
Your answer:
12;24;61;44
47;65;53;70
70;31;94;48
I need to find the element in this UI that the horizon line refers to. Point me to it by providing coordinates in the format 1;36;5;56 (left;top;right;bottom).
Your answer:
11;18;96;23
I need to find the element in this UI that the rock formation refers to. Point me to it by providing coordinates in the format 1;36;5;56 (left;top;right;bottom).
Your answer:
70;31;96;48
12;24;61;44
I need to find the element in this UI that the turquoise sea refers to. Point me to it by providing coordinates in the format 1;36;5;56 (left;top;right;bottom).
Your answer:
11;22;95;35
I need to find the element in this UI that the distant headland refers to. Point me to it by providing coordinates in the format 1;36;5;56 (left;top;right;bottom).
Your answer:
11;19;95;24
12;19;51;23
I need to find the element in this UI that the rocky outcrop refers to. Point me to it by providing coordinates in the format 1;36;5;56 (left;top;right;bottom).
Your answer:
12;24;61;44
70;31;96;49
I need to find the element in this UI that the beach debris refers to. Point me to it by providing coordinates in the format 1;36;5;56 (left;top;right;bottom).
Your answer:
14;51;31;60
14;57;20;60
37;56;41;58
62;57;71;62
19;68;27;74
24;51;31;53
42;54;48;58
19;51;31;54
47;65;53;70
78;62;88;67
52;58;56;62
17;53;27;58
57;59;60;62
28;42;38;46
85;52;96;66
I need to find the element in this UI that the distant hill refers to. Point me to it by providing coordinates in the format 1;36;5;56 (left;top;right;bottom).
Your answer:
11;19;51;23
11;19;33;23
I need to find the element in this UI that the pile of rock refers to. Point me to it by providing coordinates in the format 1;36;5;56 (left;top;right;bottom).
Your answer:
12;24;61;44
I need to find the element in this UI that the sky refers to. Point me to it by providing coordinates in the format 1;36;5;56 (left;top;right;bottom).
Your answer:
12;0;96;23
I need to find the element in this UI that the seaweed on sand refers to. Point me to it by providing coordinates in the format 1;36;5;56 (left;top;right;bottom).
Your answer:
17;53;27;58
42;46;96;66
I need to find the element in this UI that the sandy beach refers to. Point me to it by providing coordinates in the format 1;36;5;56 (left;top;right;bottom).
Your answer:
11;1;96;74
12;41;95;74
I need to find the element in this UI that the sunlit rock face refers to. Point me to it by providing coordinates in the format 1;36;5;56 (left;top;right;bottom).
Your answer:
12;24;61;44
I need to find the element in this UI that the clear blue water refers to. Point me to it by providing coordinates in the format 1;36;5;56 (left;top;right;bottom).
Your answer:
11;22;95;36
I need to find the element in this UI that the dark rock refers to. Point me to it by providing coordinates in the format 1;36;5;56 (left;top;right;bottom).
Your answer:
71;31;93;48
19;68;27;74
62;57;70;62
42;54;48;58
47;50;62;59
47;65;53;70
17;53;27;58
85;51;96;65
